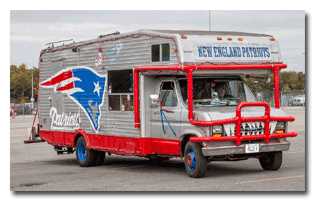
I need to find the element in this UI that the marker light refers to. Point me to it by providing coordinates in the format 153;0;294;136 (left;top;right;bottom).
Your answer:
217;37;222;40
227;37;232;41
270;38;275;41
238;38;243;41
174;49;177;52
182;35;187;39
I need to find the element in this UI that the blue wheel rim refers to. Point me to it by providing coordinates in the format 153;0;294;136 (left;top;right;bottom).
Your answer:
186;148;196;172
78;142;86;162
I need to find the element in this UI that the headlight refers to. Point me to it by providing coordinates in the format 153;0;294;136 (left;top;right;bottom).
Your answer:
276;121;285;130
212;125;223;134
275;121;285;134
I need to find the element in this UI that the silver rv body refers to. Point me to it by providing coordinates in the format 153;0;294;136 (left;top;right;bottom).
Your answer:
37;30;296;178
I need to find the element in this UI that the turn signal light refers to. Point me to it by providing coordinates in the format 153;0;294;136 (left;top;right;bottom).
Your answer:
213;134;222;137
174;49;177;52
238;38;243;41
217;37;222;40
270;38;275;41
276;130;284;134
182;35;187;39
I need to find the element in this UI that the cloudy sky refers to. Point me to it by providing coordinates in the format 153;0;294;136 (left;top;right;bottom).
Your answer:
10;10;305;72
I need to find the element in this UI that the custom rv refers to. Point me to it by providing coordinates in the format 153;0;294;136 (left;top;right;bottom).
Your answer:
30;30;297;178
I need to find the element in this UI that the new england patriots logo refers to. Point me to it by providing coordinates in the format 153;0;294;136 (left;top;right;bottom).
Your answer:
40;66;106;132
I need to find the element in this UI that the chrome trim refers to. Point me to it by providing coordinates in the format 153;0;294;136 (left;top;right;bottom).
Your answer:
202;142;291;156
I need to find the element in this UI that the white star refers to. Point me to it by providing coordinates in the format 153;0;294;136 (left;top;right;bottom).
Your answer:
93;81;102;97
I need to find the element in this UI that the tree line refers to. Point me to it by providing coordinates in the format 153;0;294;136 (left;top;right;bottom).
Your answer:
10;63;305;103
242;71;305;94
10;64;39;104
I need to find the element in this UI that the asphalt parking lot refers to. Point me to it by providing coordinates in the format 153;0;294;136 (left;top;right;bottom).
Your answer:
10;107;305;191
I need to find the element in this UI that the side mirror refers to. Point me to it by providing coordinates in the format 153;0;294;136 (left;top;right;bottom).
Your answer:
265;76;271;84
149;94;159;108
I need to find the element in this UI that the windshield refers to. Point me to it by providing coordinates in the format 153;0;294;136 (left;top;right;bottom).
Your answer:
179;78;256;107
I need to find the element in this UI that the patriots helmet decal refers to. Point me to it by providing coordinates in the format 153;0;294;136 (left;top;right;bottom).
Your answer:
40;66;107;132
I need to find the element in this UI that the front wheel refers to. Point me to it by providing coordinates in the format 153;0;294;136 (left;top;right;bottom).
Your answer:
75;136;96;167
184;141;207;178
259;151;282;170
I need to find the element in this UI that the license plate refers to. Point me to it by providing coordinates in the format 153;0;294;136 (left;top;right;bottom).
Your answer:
245;144;259;153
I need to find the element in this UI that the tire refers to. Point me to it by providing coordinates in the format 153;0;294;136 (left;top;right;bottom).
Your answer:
93;150;106;166
259;151;282;170
184;141;207;178
75;136;96;167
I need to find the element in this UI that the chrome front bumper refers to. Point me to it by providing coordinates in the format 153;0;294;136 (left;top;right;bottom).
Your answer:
202;142;291;156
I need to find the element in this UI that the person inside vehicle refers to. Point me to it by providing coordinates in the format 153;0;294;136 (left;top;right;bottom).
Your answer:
216;83;233;99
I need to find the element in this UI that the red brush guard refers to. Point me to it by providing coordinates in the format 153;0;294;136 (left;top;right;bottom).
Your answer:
133;63;297;145
189;101;297;145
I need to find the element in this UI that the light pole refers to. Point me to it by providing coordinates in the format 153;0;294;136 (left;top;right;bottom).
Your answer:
31;69;34;109
254;80;259;95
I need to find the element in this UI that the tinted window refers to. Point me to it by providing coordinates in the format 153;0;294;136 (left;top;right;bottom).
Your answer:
108;69;133;93
151;44;160;62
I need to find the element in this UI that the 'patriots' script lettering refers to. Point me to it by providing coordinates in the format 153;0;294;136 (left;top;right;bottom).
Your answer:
50;107;80;129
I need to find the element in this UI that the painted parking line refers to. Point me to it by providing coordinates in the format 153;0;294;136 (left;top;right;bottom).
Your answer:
113;165;146;170
236;175;305;184
284;151;305;154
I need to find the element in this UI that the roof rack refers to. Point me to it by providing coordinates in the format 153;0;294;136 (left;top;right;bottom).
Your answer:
45;39;74;48
99;31;120;38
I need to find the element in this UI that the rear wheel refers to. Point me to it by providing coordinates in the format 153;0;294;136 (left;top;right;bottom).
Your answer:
75;136;96;167
259;151;282;170
184;141;207;178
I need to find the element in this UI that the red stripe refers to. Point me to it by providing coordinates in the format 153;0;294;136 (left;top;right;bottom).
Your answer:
39;130;181;157
56;82;74;91
41;70;73;86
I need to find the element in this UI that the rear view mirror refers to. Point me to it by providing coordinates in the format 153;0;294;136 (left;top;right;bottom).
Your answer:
149;94;159;108
256;93;262;101
264;76;271;84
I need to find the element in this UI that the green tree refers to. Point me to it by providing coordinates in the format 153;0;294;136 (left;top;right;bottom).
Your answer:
242;71;305;94
10;64;39;103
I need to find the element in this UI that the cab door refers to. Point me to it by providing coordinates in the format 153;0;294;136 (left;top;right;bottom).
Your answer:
150;80;181;140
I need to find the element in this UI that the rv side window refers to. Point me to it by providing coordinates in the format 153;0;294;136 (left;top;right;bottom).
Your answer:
108;69;134;111
151;44;160;62
151;43;170;62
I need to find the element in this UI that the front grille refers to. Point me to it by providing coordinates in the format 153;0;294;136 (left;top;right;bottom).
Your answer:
223;121;277;137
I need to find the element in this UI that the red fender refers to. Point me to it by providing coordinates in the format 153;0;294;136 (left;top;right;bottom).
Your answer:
73;129;91;149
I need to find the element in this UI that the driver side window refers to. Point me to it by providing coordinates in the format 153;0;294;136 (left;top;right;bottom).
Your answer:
159;81;178;107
